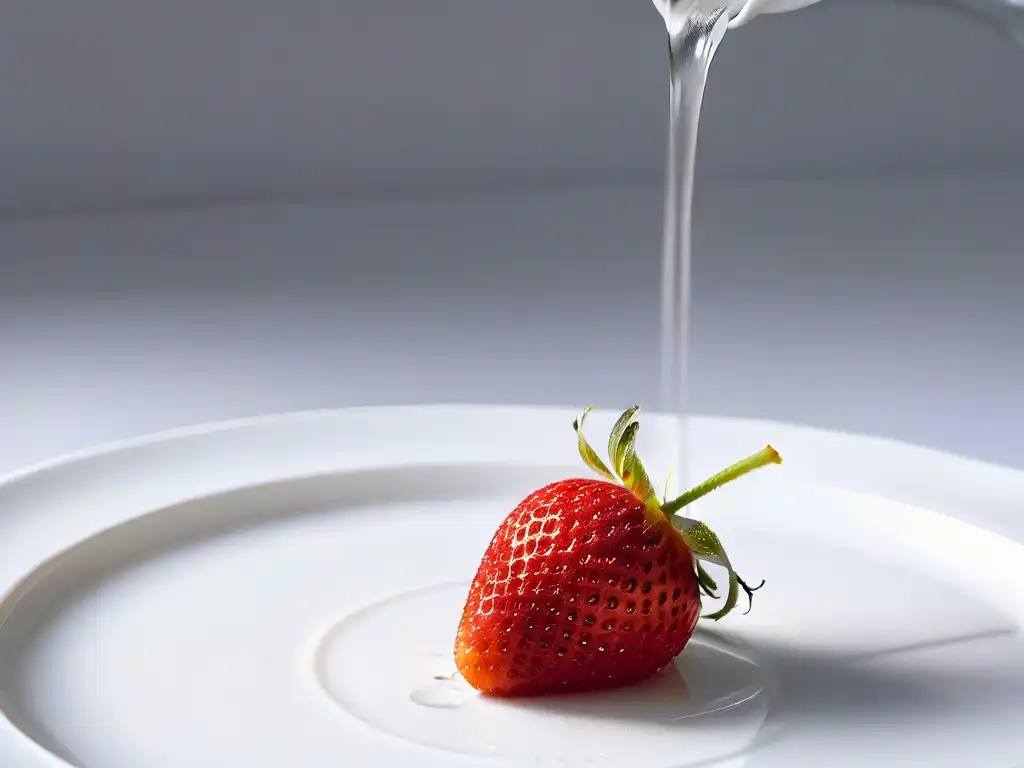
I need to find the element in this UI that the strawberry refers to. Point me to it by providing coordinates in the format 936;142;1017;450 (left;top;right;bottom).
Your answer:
454;405;781;697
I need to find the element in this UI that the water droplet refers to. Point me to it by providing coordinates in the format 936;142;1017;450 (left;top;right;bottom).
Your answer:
410;680;464;709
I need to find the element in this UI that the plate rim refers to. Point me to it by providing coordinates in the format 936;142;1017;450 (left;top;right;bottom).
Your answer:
2;405;1021;553
0;403;1018;491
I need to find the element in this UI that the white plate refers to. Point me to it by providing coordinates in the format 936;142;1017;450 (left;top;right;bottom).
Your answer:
1;405;1023;768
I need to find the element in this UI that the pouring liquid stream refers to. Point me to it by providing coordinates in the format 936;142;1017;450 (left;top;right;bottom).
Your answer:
659;3;731;492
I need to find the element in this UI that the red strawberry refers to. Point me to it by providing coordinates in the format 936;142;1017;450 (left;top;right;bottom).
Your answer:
454;406;780;697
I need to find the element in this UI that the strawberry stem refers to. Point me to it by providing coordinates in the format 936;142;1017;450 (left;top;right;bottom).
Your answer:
661;445;781;515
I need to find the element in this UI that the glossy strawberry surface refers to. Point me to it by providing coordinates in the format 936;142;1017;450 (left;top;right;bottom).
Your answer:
454;478;701;697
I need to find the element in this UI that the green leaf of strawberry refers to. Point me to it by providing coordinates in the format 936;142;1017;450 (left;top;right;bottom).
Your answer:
573;407;616;482
618;422;660;510
608;405;641;476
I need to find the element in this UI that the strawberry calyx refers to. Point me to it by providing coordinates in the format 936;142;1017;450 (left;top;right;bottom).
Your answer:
572;405;782;621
